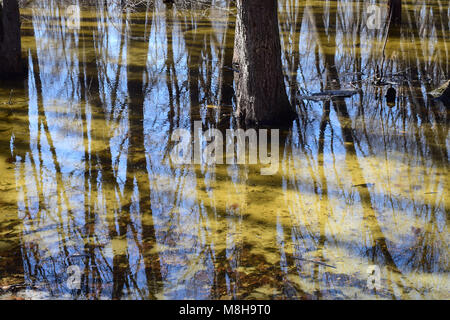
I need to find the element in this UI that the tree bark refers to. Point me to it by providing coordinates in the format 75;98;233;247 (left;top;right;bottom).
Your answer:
234;0;296;127
0;0;23;78
388;0;402;24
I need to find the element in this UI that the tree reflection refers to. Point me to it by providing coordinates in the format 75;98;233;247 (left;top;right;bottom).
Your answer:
0;0;448;300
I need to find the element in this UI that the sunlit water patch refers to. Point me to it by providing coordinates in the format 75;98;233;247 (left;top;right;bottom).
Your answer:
0;0;448;300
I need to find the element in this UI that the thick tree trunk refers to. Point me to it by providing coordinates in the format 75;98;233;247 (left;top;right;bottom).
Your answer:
0;0;23;78
234;0;296;127
388;0;402;24
218;2;235;108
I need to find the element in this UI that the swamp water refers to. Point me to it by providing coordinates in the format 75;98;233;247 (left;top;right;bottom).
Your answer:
0;0;448;299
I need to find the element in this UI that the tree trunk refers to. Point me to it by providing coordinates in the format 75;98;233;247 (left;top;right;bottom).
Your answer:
388;0;402;24
0;0;23;78
234;0;296;127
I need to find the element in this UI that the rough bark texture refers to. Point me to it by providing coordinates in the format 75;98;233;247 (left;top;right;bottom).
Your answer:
0;0;23;78
234;0;296;127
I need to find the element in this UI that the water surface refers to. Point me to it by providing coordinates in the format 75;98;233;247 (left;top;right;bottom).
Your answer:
0;0;448;299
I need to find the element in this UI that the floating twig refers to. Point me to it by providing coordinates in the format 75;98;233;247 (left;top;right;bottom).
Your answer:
294;257;336;269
